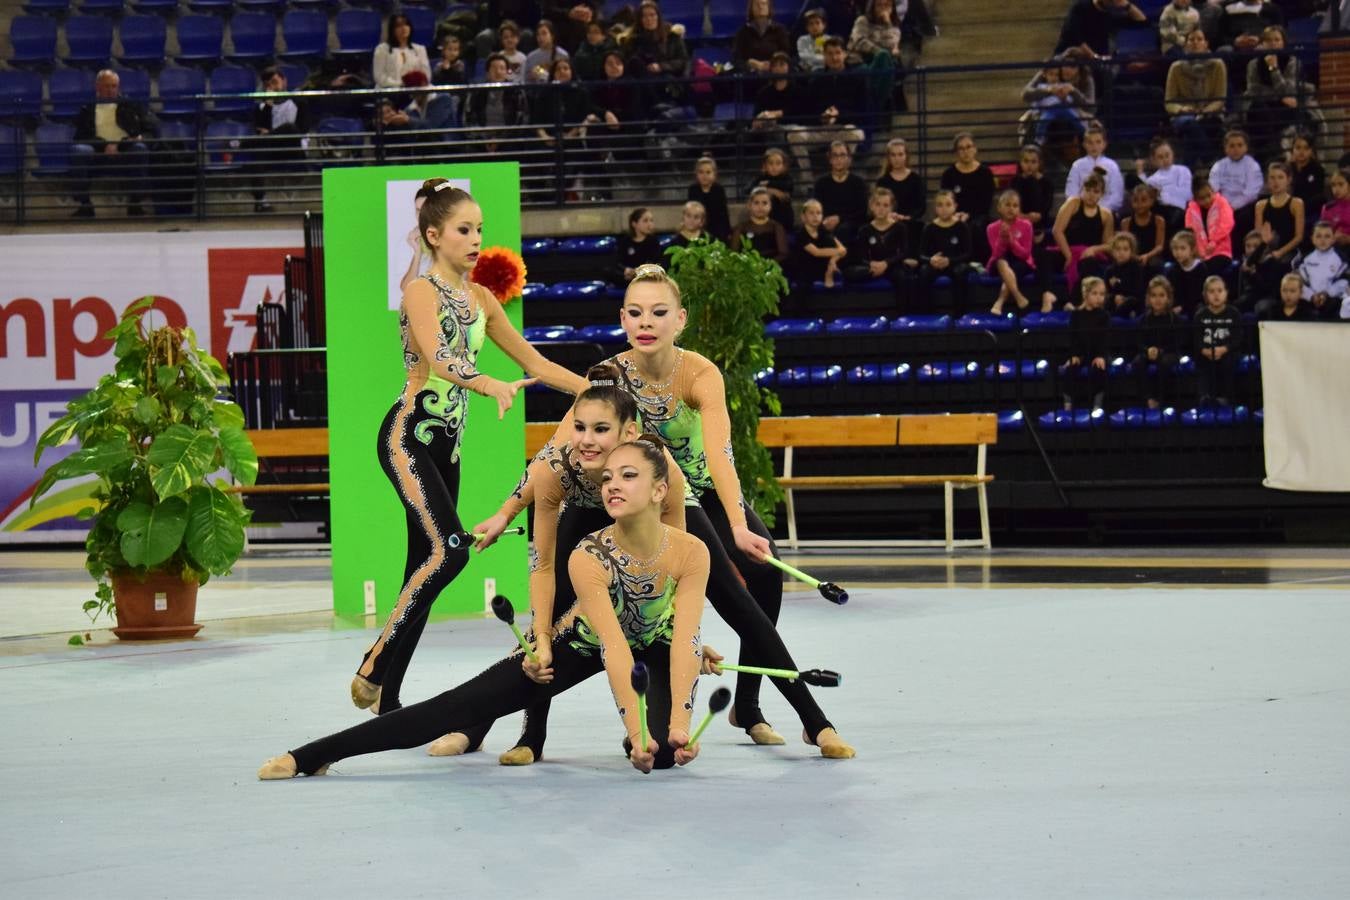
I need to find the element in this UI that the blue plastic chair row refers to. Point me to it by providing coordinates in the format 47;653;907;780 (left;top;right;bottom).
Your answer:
1037;405;1255;431
522;324;627;344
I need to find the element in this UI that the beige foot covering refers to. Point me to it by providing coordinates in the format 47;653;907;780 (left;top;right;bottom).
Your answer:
498;746;536;766
351;675;379;709
805;727;856;759
257;754;330;780
426;732;473;757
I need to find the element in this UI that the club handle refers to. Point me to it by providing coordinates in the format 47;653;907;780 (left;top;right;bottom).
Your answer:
716;662;799;681
507;621;540;664
638;694;648;758
763;555;821;589
686;709;716;750
472;525;527;540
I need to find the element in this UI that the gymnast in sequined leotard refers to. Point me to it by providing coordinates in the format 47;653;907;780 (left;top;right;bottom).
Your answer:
258;439;710;778
351;179;586;717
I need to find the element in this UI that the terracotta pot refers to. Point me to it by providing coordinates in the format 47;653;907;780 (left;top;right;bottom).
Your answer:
110;570;203;640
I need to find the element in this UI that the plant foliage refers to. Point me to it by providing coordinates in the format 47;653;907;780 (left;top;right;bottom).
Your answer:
32;298;256;624
666;237;785;524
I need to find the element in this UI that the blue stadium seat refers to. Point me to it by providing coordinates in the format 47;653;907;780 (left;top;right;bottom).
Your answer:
846;363;879;384
713;101;753;122
22;0;72;14
880;362;911;383
236;0;284;11
997;410;1025;432
776;366;811;387
130;0;178;14
707;9;741;38
1181;405;1249;427
764;318;824;338
314;115;364;152
118;15;167;66
662;0;704;32
558;236;615;255
754;367;774;387
891;314;950;332
48;68;95;118
158;66;206;116
523;237;556;255
1172;354;1195;375
1037;408;1105;431
187;0;233;11
985;359;1049;381
854;278;898;293
519;281;548;299
1237;353;1260;375
523;325;575;342
8;16;59;67
544;280;608;300
656;233;675;248
80;0;125;13
157;118;195;143
33;122;75;175
1107;356;1132;378
1253;408;1263;424
203;119;249;170
1020;310;1070;330
209;65;258;117
0;71;44;118
177;15;226;65
229;13;278;64
577;324;628;344
276;63;311;91
1114;26;1157;57
809;279;845;293
809;364;843;385
335;9;382;57
64;16;114;66
827;315;889;334
402;7;438;47
0;125;22;175
604;284;626;301
1287;16;1321;48
113;67;151;102
955;312;1015;333
280;11;329;60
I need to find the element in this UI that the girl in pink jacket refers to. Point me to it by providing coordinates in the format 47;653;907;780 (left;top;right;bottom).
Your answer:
988;189;1038;314
1183;173;1235;264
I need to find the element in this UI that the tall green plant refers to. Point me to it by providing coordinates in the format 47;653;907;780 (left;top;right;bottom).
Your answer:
31;297;258;625
666;237;786;524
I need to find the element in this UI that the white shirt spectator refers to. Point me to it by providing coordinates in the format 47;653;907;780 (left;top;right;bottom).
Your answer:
524;46;569;83
502;50;528;84
1296;247;1349;300
1145;162;1194;209
797;34;825;71
1208;154;1263;210
374;42;432;90
1066;153;1125;213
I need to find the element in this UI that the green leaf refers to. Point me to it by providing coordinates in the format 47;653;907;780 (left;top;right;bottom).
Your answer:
146;424;218;499
184;487;246;574
156;365;179;393
30;441;133;505
133;396;162;426
117;497;188;568
211;400;245;431
68;635;84;646
216;427;258;486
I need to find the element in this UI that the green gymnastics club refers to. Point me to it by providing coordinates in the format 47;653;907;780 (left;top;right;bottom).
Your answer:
489;595;539;664
448;525;526;550
714;664;842;687
762;555;849;605
686;687;732;750
631;661;650;760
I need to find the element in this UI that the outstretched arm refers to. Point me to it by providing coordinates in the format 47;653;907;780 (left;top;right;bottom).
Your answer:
480;286;588;394
667;540;709;739
687;364;749;533
570;551;643;746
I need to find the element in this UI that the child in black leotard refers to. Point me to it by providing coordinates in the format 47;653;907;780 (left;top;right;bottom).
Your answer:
615;207;665;284
351;180;586;717
729;188;789;263
259;439;711;779
1256;161;1304;280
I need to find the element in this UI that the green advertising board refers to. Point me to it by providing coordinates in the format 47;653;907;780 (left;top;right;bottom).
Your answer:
323;163;529;621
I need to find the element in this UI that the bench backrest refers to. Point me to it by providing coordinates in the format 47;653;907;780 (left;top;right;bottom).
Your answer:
898;413;997;447
245;427;329;457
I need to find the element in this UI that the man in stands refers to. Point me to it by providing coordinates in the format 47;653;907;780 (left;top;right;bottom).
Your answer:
786;37;866;184
72;69;157;218
752;52;808;145
1055;0;1147;58
251;67;307;214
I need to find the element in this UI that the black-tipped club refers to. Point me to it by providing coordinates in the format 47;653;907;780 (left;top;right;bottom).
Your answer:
819;582;849;605
707;686;732;713
448;530;474;549
800;669;842;688
490;595;515;625
630;661;650;695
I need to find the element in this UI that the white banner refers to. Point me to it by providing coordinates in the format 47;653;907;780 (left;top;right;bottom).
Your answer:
1260;322;1350;492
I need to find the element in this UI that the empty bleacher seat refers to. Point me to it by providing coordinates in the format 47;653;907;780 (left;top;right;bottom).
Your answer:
984;359;1049;381
826;315;889;334
576;324;627;343
0;126;23;174
130;0;179;14
209;65;258;117
1037;408;1105;431
229;13;278;64
764;318;825;338
8;16;59;67
158;66;206;116
118;15;167;67
891;314;951;332
544;280;608;300
558;236;615;255
955;312;1015;333
203;119;249;170
1113;26;1157;57
523;237;557;255
33;122;75;175
187;0;234;12
754;367;774;387
997;410;1025;432
64;16;114;66
523;325;575;342
917;361;981;383
177;15;226;65
48;68;95;118
157;118;196;143
280;10;330;60
809;364;843;385
1180;405;1249;427
0;70;44;118
520;282;548;299
402;7;438;47
113;67;151;102
1020;310;1070;330
776;366;811;387
80;0;125;13
335;9;382;57
22;0;72;14
236;0;284;11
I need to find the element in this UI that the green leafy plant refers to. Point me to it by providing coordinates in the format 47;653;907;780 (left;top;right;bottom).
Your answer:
666;237;786;524
31;297;258;625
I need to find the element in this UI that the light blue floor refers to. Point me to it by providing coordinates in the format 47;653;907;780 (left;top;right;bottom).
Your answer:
2;586;1348;899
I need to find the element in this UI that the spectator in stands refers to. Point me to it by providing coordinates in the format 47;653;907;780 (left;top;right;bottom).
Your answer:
573;20;618;82
918;189;972;314
1012;144;1054;243
688;157;732;242
589;50;642;186
813;141;870;244
1319;169;1350;248
1295;220;1349;319
786;37;867;181
1136;276;1186;408
1160;0;1201;55
1136;139;1193;225
374;14;432;91
1054;0;1147;57
1243;25;1306;160
532;58;604;175
1256;161;1304;273
1217;0;1280;54
753;147;796;232
374;94;422;158
623;1;691;105
1260;271;1315;320
847;0;906;114
1052;167;1115;310
428;37;468;127
734;0;792;72
797;8;829;71
464;54;528;153
1208;130;1263;244
497;20;529;84
1104;232;1146;316
1184;173;1235;274
251;67;306;214
940;132;997;262
1288;133;1325;249
525;20;570;83
876;137;927;258
1121;183;1169;270
72;70;157;218
670;200;708;250
615;207;665;282
1194;275;1241;406
730;187;790;263
986;190;1037;315
1061;275;1111;413
1164;30;1226;167
1021;58;1096;148
1167;230;1209;314
1235;228;1273;312
792;198;847;288
1067;126;1126;215
543;1;601;53
752;53;807;147
845;188;907;299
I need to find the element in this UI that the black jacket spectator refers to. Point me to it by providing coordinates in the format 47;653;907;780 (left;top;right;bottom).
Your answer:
878;170;927;222
939;163;997;222
733;18;791;71
689;182;732;242
543;1;602;53
753;78;810;124
1055;0;1146;56
614;234;666;283
919;219;972;266
1069;305;1112;361
848;219;906;274
1104;258;1146;316
530;79;596;128
1138;308;1187;356
463;84;527;127
790;225;839;283
813;171;869;238
74;99;156;151
806;65;868;126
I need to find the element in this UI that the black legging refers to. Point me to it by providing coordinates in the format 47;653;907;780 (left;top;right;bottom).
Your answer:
357;387;472;713
292;636;682;774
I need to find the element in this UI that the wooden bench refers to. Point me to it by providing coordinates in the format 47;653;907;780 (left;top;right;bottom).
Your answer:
759;413;996;552
234;427;330;496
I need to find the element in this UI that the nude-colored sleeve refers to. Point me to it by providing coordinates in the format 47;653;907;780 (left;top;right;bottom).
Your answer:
667;538;709;734
404;281;484;388
480;286;588;395
569;549;643;744
496;446;550;523
659;447;687;532
686;361;748;529
526;463;566;635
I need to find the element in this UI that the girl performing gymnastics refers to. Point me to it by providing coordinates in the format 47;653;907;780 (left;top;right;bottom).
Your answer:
482;264;855;759
259;439;709;777
425;367;689;761
352;179;587;716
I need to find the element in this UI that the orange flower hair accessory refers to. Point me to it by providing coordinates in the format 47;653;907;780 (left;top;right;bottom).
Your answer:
471;247;527;303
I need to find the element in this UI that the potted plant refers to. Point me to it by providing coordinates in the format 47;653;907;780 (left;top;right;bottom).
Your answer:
31;297;258;641
666;236;786;523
